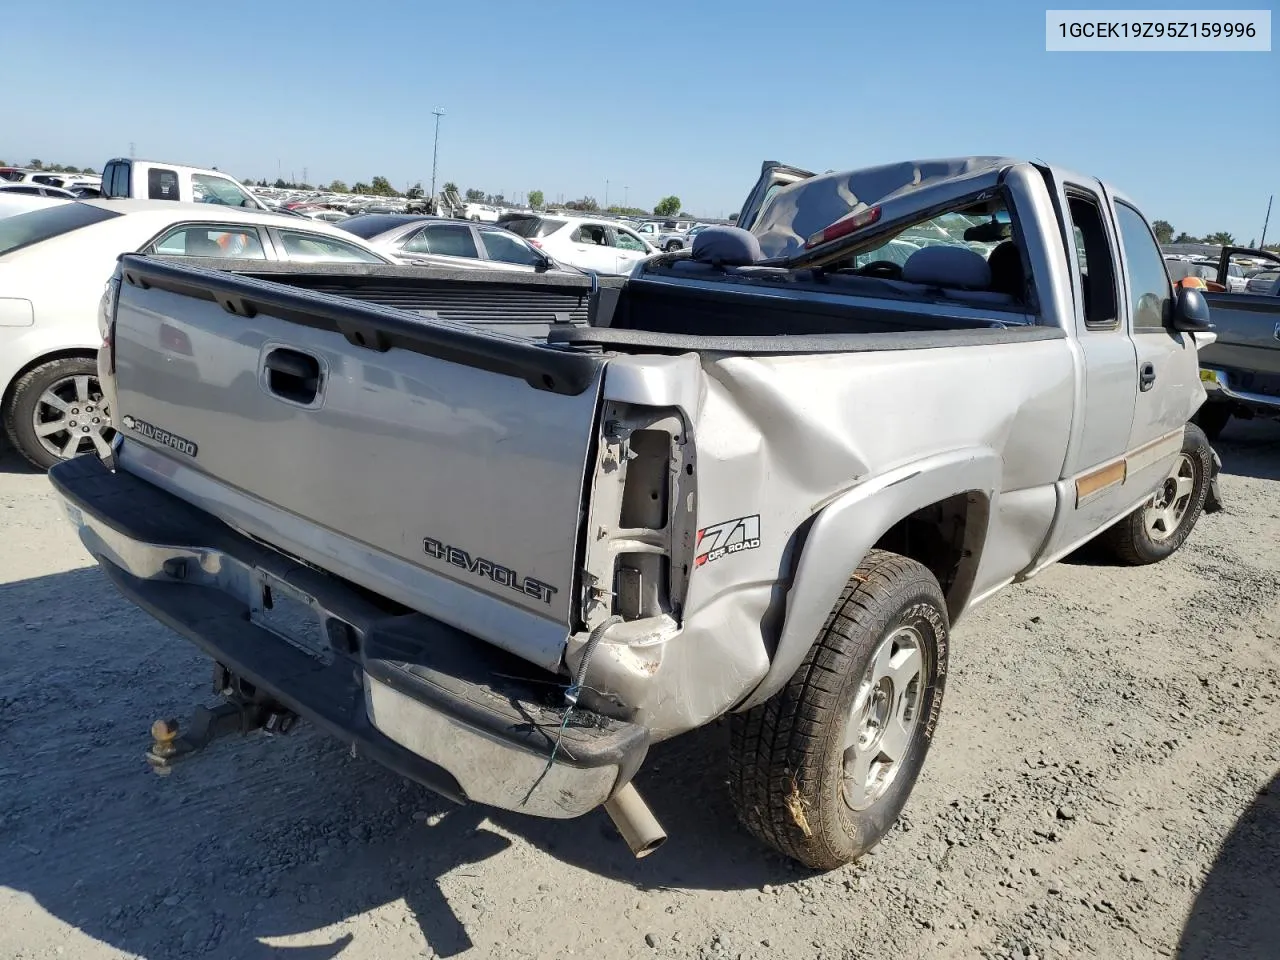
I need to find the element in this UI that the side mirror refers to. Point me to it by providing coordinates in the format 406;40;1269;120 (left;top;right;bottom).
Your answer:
535;255;553;273
1172;286;1214;333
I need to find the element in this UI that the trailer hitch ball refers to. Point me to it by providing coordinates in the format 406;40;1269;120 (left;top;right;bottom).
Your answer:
149;717;182;774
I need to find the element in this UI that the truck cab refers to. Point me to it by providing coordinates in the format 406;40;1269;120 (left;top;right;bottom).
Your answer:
99;159;268;211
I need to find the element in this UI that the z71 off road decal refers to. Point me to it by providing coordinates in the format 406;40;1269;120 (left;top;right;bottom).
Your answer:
695;515;761;567
119;415;198;458
423;537;558;605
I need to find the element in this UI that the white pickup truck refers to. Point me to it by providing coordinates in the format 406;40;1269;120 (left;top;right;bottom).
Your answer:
53;156;1218;869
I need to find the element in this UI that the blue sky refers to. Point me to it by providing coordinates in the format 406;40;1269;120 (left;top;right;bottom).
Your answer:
2;0;1276;239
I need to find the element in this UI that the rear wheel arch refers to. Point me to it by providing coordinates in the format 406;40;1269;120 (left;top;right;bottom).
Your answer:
737;451;1000;712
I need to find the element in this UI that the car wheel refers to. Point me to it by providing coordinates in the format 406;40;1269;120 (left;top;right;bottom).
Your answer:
1191;402;1230;440
728;550;949;870
1101;422;1211;565
3;357;114;471
664;241;682;252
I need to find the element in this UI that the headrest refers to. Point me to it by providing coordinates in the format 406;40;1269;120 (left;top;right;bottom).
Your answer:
901;245;992;290
691;225;763;266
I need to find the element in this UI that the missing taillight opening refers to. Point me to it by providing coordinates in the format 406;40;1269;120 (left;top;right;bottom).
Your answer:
619;430;670;530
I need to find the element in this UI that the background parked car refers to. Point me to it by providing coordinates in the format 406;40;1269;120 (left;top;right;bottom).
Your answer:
0;183;80;200
497;213;654;274
339;214;568;272
1245;267;1280;295
0;200;391;469
0;195;70;220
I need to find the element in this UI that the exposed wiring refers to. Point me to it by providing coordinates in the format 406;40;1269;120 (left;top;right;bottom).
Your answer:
520;615;622;806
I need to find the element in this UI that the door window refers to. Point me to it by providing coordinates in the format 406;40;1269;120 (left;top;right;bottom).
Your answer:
1114;202;1172;332
1065;192;1119;330
403;223;479;258
192;173;257;208
148;168;180;200
571;224;609;245
612;229;647;251
148;225;267;259
479;229;541;266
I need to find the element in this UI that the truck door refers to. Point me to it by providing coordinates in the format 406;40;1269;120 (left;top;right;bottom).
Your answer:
1042;179;1141;555
1105;191;1201;505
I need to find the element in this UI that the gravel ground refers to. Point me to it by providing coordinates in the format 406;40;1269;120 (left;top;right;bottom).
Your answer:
1;421;1277;960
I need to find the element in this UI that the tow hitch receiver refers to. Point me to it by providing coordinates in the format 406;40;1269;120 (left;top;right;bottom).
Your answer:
147;663;297;774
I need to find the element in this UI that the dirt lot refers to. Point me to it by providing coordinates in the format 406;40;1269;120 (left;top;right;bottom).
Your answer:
1;421;1277;960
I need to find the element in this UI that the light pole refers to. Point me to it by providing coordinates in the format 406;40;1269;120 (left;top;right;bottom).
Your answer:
605;178;609;210
624;185;629;209
430;108;445;200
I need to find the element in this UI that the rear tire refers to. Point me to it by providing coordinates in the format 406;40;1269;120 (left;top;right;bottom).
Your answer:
1191;403;1230;440
3;356;113;471
1101;422;1211;565
728;550;949;870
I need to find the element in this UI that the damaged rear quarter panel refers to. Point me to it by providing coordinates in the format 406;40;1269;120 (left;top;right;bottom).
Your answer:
578;336;1074;735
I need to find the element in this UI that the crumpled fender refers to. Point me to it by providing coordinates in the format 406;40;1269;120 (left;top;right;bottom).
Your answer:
737;447;1002;711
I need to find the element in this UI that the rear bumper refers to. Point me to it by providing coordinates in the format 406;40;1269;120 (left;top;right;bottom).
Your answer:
1201;367;1280;411
49;454;648;819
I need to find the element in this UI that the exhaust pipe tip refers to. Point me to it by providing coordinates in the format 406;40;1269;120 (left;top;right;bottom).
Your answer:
603;781;666;858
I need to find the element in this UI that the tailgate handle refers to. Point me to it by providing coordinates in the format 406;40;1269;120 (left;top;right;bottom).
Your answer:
264;347;322;405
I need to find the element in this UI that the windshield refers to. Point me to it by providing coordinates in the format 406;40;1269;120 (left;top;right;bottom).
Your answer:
0;203;121;257
337;214;423;239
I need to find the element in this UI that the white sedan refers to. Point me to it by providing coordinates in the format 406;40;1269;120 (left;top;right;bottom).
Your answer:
498;214;656;275
0;199;391;469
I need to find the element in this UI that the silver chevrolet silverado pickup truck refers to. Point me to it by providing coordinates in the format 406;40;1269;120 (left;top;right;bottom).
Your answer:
52;157;1218;870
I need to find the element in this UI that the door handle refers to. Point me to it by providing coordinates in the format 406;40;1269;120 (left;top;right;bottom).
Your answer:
1139;361;1156;392
263;347;322;405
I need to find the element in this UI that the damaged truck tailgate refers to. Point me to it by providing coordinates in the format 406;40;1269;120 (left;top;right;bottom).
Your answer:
108;259;604;670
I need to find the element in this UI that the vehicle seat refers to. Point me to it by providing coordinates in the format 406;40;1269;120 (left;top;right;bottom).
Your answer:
690;225;763;266
901;245;992;291
185;233;222;256
986;241;1025;299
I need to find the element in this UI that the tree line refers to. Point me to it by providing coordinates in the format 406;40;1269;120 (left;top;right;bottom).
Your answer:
1151;219;1278;251
2;159;99;175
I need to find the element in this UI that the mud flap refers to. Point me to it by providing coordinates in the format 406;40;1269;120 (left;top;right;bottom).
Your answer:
1204;447;1225;514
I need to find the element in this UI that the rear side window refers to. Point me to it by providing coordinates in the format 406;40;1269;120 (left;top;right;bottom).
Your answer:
500;216;564;239
278;230;384;263
148;168;180;200
148;225;267;259
0;204;122;257
1065;192;1119;330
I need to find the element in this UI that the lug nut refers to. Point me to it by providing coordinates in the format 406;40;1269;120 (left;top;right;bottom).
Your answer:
69;420;77;428
82;426;90;433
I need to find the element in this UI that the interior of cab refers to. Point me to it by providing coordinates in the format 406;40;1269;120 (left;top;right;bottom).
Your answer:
605;196;1037;337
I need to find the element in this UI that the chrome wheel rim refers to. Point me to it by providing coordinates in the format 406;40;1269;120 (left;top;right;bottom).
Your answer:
32;374;114;461
1144;453;1196;542
843;624;927;811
